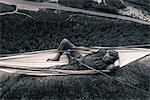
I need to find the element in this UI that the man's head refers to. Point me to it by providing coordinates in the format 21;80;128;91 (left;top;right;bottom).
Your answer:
102;50;119;64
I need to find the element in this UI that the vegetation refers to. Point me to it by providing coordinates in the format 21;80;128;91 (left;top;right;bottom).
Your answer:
0;3;16;13
0;9;150;54
125;0;150;14
125;0;149;6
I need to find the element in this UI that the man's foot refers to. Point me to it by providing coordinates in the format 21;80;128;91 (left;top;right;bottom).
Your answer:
47;58;59;61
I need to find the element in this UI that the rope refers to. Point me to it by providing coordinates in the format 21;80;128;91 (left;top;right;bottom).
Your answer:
1;44;150;57
91;44;150;49
68;55;150;96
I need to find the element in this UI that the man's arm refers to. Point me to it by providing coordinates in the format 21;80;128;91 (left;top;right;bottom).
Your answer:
106;64;116;71
101;59;120;73
101;64;117;73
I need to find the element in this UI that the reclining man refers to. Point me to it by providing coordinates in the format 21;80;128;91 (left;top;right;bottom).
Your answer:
47;38;120;72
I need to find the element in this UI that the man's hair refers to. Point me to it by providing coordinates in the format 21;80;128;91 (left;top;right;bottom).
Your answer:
108;50;119;61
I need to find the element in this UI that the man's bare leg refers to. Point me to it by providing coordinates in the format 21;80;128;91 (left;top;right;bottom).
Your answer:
47;52;63;61
47;38;79;61
97;0;107;5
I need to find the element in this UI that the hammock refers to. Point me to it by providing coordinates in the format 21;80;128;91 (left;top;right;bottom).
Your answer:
0;47;150;76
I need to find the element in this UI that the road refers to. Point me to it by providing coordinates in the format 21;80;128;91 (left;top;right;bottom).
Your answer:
0;5;36;20
0;0;150;25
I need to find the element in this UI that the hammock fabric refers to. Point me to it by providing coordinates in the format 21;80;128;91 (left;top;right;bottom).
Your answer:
0;47;150;76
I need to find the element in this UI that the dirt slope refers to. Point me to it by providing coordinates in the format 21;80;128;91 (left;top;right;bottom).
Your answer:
0;56;150;100
20;0;150;21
